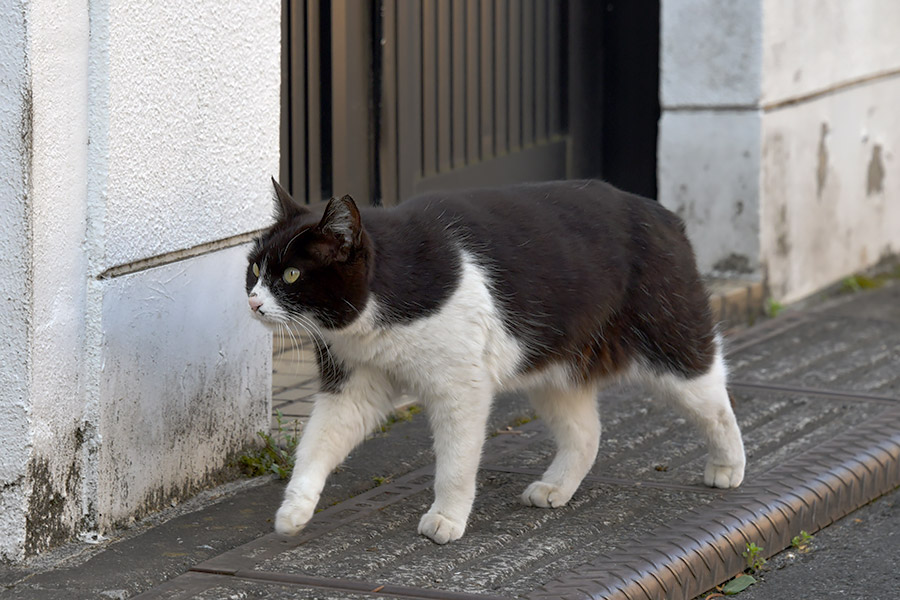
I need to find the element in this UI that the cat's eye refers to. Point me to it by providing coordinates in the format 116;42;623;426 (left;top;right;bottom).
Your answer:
283;267;301;284
252;263;260;278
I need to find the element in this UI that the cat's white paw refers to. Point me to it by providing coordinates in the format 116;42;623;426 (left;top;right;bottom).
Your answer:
704;459;745;488
521;481;572;508
274;492;317;535
418;511;465;544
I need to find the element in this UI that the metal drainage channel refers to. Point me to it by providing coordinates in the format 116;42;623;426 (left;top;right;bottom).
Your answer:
135;309;900;600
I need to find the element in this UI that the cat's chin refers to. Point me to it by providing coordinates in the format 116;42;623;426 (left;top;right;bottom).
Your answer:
249;311;282;328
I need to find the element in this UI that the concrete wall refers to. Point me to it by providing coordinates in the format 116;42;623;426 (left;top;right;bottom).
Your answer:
0;0;279;560
658;1;764;276
661;0;900;302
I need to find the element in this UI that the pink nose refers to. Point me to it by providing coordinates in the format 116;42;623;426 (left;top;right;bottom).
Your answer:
248;295;264;312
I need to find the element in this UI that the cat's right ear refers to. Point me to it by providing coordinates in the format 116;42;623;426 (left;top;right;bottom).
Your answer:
272;177;309;221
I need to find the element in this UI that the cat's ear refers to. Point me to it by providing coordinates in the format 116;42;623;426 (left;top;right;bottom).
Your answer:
272;177;308;221
315;195;362;262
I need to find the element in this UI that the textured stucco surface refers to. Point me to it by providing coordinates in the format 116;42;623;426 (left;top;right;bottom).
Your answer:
97;0;280;270
660;0;762;107
1;0;279;560
0;0;32;562
25;0;91;557
762;0;900;104
761;76;900;303
95;245;271;528
658;110;762;276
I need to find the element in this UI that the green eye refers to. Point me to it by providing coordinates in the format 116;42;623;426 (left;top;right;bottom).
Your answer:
252;263;260;277
283;267;300;284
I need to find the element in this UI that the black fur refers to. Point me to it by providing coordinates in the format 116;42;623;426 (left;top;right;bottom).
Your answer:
248;180;715;381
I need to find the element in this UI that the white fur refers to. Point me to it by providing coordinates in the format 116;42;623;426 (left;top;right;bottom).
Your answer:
264;251;745;544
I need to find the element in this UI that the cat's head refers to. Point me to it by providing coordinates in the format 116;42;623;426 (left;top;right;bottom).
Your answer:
245;179;372;330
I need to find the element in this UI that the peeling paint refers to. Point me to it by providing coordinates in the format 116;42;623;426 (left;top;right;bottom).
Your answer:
867;144;885;195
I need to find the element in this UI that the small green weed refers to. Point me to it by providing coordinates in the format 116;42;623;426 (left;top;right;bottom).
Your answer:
842;274;884;293
742;541;766;573
372;475;391;486
791;530;813;552
765;298;784;318
711;541;767;596
237;411;299;480
379;404;422;433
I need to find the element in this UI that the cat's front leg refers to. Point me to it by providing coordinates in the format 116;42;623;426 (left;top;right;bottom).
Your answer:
275;368;393;535
418;381;493;544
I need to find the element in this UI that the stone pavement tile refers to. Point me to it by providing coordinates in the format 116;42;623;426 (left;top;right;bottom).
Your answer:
0;479;285;600
273;386;317;403
270;372;302;390
277;400;314;418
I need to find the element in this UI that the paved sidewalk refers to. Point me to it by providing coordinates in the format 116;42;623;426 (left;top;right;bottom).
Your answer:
2;282;898;599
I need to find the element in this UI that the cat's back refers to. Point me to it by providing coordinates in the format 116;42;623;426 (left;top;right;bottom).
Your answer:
362;180;711;376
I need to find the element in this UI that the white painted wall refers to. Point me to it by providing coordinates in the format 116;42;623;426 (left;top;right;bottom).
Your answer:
0;0;31;562
0;0;279;559
761;0;900;104
660;1;762;107
661;0;900;302
97;2;280;269
658;110;762;275
761;76;900;303
95;247;271;527
659;0;764;276
25;0;92;556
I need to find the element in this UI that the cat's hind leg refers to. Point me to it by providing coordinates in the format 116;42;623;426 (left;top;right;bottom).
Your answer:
521;383;601;508
648;344;745;488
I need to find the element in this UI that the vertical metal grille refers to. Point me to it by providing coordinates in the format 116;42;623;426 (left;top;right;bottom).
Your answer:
281;0;331;204
284;0;569;207
384;0;569;203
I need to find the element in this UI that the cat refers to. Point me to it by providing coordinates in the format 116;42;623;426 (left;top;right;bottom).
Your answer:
246;178;745;544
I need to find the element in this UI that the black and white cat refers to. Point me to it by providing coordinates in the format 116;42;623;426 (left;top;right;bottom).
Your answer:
246;179;745;544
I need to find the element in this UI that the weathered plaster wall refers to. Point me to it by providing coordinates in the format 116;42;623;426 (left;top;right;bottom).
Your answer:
98;1;279;269
761;0;900;104
83;0;280;534
1;0;279;559
758;0;900;302
658;0;764;276
658;111;762;275
761;77;900;303
0;0;32;562
660;1;762;107
95;247;271;528
25;0;91;556
661;0;900;302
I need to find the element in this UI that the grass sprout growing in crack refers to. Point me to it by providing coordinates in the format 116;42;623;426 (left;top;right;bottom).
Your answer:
791;530;814;552
237;410;300;479
742;541;766;573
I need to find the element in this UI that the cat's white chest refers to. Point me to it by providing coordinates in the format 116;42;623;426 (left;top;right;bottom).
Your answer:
322;254;525;397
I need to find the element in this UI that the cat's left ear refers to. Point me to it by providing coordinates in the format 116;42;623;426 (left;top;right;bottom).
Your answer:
316;195;362;262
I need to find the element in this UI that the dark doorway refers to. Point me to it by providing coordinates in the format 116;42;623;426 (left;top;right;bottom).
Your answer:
568;0;660;199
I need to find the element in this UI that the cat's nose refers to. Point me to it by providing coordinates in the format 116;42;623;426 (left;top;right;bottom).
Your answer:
248;294;264;312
